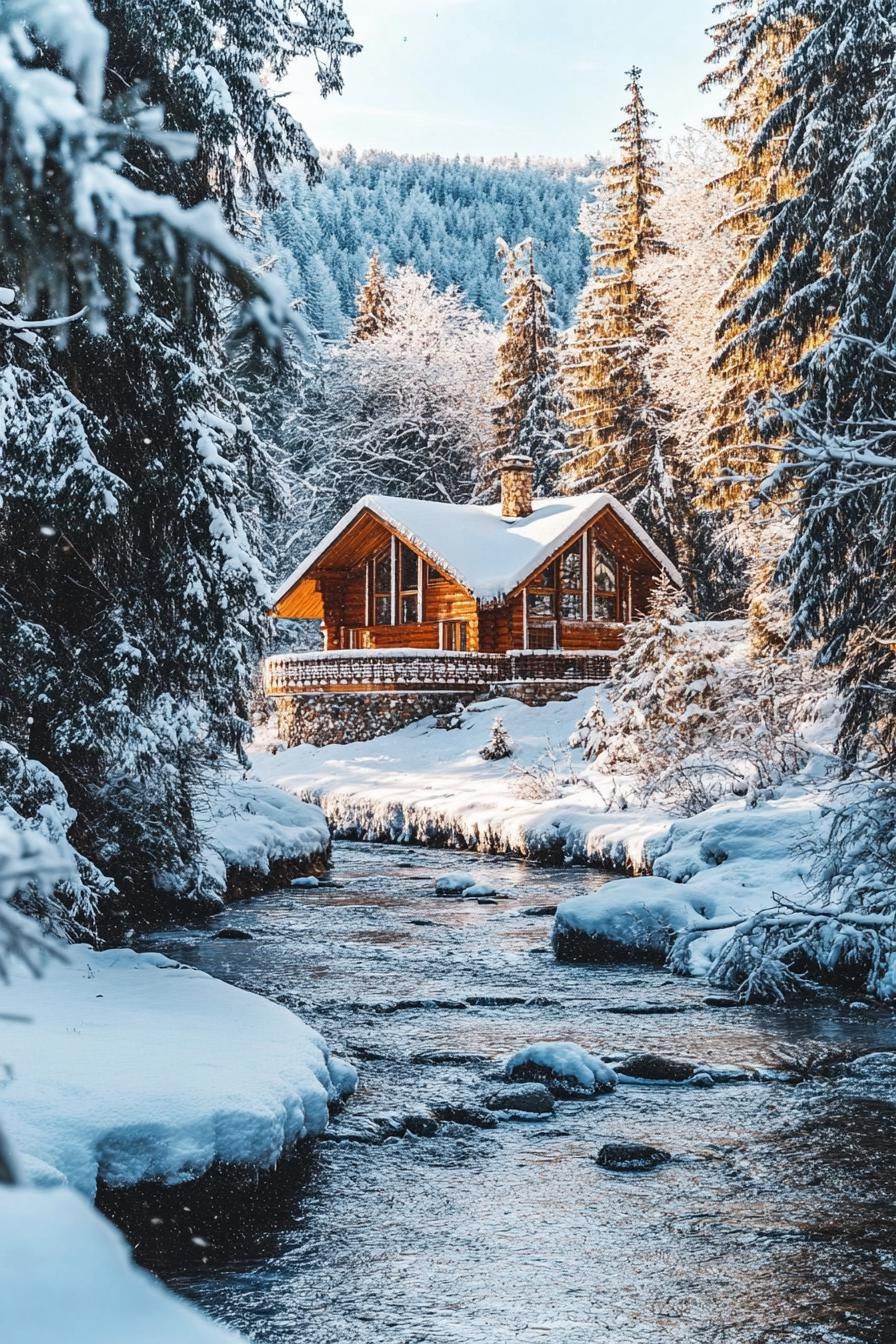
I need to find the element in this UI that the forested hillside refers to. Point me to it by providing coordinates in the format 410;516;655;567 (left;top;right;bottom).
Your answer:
263;149;595;336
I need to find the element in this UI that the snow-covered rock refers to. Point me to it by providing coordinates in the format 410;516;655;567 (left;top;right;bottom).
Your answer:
201;776;330;896
504;1042;617;1097
435;873;476;893
553;789;820;975
1;944;357;1196
0;1186;243;1343
465;881;497;897
834;1051;896;1099
553;876;706;964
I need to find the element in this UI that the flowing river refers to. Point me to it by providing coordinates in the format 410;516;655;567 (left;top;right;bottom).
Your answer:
140;841;896;1344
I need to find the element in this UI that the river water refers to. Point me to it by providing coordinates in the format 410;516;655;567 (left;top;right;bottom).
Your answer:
142;841;896;1344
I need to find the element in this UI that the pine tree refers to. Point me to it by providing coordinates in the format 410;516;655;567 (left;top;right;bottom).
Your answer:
563;70;679;554
698;0;810;511
765;2;896;766
480;716;513;761
575;572;703;769
488;238;569;496
0;0;357;911
353;251;393;341
701;0;896;759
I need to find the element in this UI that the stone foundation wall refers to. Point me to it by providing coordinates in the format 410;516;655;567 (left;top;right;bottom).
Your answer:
277;691;472;747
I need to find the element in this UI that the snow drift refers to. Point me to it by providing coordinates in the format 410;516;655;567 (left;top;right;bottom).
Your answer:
1;944;356;1195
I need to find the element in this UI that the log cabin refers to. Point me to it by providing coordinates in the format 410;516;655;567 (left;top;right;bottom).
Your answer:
264;456;681;742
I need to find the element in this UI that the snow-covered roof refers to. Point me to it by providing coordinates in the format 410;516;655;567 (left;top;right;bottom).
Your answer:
272;491;682;609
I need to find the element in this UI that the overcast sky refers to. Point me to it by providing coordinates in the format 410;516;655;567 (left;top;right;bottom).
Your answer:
288;0;721;160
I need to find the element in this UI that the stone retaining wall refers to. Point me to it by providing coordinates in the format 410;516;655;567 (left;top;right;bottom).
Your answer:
277;691;471;747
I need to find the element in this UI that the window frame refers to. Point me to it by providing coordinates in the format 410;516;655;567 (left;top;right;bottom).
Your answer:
526;560;558;621
440;620;468;651
371;543;392;626
398;542;421;625
559;538;585;622
590;535;619;623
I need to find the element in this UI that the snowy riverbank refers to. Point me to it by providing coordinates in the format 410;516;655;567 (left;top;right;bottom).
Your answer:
0;1185;242;1343
251;690;833;980
252;692;674;867
1;943;357;1194
201;775;332;898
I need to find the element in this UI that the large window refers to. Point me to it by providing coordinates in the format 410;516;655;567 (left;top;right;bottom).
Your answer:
591;539;618;621
526;561;557;620
400;544;419;623
371;541;420;625
373;546;391;625
559;544;584;620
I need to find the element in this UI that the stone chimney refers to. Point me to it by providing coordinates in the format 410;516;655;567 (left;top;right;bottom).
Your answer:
500;454;535;520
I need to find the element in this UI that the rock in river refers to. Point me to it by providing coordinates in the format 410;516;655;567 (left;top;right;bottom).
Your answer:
596;1142;671;1173
432;1102;499;1130
213;926;253;940
435;874;476;894
615;1053;698;1083
484;1084;555;1116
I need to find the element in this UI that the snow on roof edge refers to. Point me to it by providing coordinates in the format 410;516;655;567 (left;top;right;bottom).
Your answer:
270;492;682;610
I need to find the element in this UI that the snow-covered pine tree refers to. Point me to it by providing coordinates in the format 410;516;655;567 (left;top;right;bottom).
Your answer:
563;69;681;560
353;251;393;341
0;0;357;911
480;716;513;761
703;0;896;748
0;292;120;932
575;572;700;768
681;2;896;999
634;132;746;618
487;238;569;497
694;2;816;645
698;1;811;509
768;4;896;765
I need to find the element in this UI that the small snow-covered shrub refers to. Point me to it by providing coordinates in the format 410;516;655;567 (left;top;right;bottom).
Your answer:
510;740;582;800
480;716;513;761
575;576;725;772
644;761;746;817
575;579;831;816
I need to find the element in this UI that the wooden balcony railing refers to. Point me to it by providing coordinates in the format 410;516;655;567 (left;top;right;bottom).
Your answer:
263;649;614;697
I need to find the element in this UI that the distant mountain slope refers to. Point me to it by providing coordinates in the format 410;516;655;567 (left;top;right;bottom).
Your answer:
263;149;599;338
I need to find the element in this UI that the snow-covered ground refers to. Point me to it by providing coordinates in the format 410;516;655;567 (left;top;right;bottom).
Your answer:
0;1186;242;1344
251;690;830;978
1;942;356;1195
0;772;345;1344
251;691;673;868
